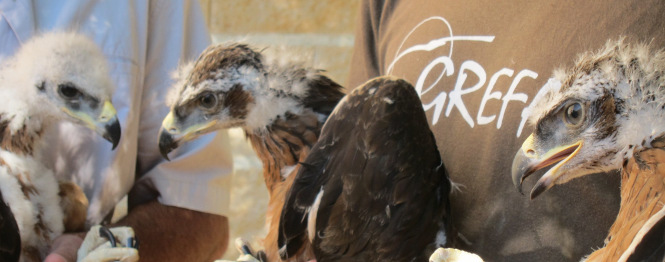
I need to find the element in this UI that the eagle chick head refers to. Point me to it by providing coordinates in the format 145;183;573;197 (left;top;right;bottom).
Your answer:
159;42;319;159
0;32;120;148
512;39;665;198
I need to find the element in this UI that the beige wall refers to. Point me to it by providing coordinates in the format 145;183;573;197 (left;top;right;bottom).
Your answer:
198;1;360;259
200;0;359;85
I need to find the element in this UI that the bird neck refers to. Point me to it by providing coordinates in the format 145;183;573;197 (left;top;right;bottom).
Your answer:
243;90;303;131
585;140;665;261
615;100;665;154
0;113;44;157
245;110;323;192
612;57;665;153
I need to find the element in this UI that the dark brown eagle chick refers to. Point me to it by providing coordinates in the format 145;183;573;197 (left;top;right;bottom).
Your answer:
278;77;454;262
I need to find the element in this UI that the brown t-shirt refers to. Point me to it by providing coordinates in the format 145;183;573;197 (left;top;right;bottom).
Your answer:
347;1;665;261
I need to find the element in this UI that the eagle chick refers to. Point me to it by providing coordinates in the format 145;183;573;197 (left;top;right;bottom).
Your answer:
159;43;345;262
0;32;120;261
278;77;454;261
512;39;665;261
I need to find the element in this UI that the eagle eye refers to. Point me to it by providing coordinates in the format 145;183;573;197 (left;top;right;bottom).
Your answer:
198;93;217;109
58;83;82;100
563;102;584;127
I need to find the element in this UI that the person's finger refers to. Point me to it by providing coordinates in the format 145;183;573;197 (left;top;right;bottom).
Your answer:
45;234;85;262
43;253;67;262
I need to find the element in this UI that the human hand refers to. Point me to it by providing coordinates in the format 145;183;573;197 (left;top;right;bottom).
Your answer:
76;225;139;262
44;233;85;262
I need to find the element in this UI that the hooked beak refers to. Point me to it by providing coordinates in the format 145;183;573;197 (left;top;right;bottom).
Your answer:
96;101;121;149
158;111;218;161
158;112;178;161
102;118;121;150
158;128;177;161
511;134;583;199
64;101;121;150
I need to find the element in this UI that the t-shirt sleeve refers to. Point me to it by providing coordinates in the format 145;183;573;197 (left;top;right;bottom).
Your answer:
134;0;232;216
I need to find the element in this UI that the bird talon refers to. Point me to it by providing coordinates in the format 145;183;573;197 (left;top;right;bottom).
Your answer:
256;250;267;262
234;237;254;255
127;237;139;249
98;226;117;248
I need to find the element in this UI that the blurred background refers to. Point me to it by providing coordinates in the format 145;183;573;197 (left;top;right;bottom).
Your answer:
200;0;359;85
198;1;360;259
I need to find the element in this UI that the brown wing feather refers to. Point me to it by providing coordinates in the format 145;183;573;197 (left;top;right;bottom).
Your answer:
264;158;315;262
249;113;322;262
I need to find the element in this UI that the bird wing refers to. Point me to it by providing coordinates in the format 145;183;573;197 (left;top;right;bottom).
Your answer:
0;189;20;262
279;77;451;261
300;73;345;118
621;205;665;262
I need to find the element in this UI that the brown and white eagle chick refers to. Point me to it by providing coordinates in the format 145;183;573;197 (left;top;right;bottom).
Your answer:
158;43;344;262
0;32;120;262
512;39;665;260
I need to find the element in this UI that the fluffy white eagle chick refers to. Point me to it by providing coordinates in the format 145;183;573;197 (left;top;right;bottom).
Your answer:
0;32;120;261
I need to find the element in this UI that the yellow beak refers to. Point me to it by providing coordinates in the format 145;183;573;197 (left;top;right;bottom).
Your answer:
63;101;121;149
158;111;217;160
511;133;583;198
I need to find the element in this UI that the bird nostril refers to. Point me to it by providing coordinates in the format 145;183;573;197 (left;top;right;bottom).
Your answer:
169;128;177;133
526;149;535;156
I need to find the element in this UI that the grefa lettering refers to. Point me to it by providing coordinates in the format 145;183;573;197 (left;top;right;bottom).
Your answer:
478;68;513;125
418;56;454;125
446;60;486;128
388;16;538;137
498;69;538;129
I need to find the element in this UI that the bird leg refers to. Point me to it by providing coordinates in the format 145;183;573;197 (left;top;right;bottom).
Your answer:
58;181;89;232
213;238;264;262
77;225;139;262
